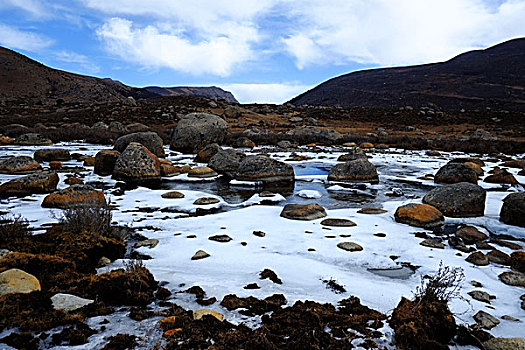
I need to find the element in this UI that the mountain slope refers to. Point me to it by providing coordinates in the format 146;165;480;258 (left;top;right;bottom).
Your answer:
290;38;525;111
144;86;238;103
0;47;238;106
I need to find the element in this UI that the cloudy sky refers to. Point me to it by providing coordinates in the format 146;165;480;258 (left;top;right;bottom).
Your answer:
1;0;524;103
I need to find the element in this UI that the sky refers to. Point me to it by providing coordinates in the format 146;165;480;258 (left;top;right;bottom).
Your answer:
1;0;524;104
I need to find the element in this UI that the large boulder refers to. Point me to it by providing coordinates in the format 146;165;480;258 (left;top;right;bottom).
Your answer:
500;192;525;227
114;132;165;157
394;203;444;229
194;143;222;163
112;142;161;184
0;171;59;198
434;163;477;184
235;155;294;183
170;113;228;153
94;150;121;176
484;338;525;350
327;158;379;183
42;185;106;208
286;126;342;145
0;268;41;295
14;133;52;146
422;182;486;217
484;169;519;185
208;149;246;176
0;156;42;174
33;148;71;162
280;203;327;220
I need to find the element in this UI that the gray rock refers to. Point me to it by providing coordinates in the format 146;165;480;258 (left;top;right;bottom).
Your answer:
499;271;525;287
320;218;357;227
0;171;59;198
327;159;379;183
51;293;94;312
194;197;220;205
15;133;52;146
0;249;11;261
277;140;294;149
420;238;445;249
0;156;42;174
434;163;477;184
34;148;71;162
468;290;495;303
170;113;228;153
114;132;165;157
208;235;232;242
194;143;222;163
357;207;387;214
286;126;342;144
134;239;159;249
484;337;525;350
236;155;294;183
162;191;185;199
500;192;525;228
280;203;327;221
423;182;486;217
474;310;500;329
466;252;489;266
192;250;210;260
112;142;161;184
208;149;246;176
337;242;363;252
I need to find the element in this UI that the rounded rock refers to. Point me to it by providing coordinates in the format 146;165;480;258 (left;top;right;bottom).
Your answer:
422;182;486;217
434;163;477;184
394;203;444;229
114;132;165;157
500;192;525;227
328;158;379;183
112;142;161;184
280;203;327;221
170;113;228;153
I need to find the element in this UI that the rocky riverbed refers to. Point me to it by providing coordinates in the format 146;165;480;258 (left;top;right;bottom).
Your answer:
1;130;525;349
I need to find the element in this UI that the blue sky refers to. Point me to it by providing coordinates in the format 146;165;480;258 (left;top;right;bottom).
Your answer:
1;0;524;103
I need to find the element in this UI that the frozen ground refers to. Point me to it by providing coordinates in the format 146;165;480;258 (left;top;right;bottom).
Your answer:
1;142;524;349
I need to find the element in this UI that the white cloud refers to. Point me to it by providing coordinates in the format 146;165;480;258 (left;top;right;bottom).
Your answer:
96;17;258;76
55;50;100;74
223;83;312;104
281;0;525;68
1;0;50;18
0;24;53;52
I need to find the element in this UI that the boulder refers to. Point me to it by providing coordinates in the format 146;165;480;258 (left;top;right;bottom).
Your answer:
484;170;519;185
0;268;41;295
487;249;511;266
434;163;477;184
286;126;342;145
112;142;161;183
114;132;165;157
194;143;222;163
125;123;149;133
511;251;525;273
236;155;294;183
500;192;525;227
208;149;246;176
456;226;488;244
42;185;106;208
327;159;379;183
15;133;52;146
51;293;94;312
233;137;255;148
337;152;367;162
473;310;500;330
170;113;228;153
484;338;525;350
503;159;525;169
337;242;363;252
466;252;489;266
394;203;444;229
280;203;327;221
0;156;42;174
0;171;59;198
33;148;71;162
422;182;486;217
94;150;121;176
498;271;525;287
449;157;485;167
188;166;218;178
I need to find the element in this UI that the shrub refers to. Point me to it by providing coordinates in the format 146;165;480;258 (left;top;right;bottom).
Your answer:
0;214;31;247
414;261;464;303
57;199;112;235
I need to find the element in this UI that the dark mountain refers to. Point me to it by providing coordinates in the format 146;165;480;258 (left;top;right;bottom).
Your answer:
290;38;525;112
0;46;237;106
145;86;238;103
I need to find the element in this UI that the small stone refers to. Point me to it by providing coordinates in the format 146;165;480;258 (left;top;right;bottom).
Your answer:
191;250;210;260
162;191;185;199
320;218;357;227
466;251;490;266
474;310;500;329
0;249;12;261
420;238;445;249
51;293;94;312
98;256;111;267
259;269;282;284
373;233;386;237
280;203;327;221
357;207;387;214
243;283;260;289
193;309;224;321
492;239;522;250
468;290;494;303
134;239;159;249
501;315;520;322
194;197;220;205
337;242;363;252
188;166;218;178
456;226;488;244
253;230;266;237
471;280;483;287
208;235;232;243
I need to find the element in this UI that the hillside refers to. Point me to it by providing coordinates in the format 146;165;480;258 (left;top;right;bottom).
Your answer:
0;47;238;106
290;38;525;112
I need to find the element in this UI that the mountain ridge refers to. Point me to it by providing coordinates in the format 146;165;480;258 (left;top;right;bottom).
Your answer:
290;38;525;112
